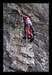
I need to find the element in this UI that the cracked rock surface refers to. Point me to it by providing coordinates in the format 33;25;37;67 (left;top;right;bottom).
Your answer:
3;3;49;72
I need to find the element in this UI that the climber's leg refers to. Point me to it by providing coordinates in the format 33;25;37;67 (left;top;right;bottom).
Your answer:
23;32;26;40
29;33;34;42
23;25;26;39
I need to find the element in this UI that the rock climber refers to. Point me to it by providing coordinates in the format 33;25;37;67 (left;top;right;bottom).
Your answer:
21;14;34;42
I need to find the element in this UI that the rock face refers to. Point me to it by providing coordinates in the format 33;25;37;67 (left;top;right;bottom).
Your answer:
3;3;49;72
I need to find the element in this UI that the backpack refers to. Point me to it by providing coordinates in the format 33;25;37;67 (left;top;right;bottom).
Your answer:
23;16;32;26
26;17;32;26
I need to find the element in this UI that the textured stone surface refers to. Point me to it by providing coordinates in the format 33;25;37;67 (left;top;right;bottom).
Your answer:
3;3;49;72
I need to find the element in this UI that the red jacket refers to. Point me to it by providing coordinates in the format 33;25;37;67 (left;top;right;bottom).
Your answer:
23;16;33;37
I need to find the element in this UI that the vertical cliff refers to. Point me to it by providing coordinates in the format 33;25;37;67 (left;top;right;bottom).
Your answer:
3;3;49;72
